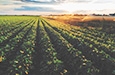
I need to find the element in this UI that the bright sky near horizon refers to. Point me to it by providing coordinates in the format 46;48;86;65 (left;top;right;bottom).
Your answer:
0;0;115;15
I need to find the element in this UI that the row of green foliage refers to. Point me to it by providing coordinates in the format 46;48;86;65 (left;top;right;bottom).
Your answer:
42;20;99;75
42;18;115;75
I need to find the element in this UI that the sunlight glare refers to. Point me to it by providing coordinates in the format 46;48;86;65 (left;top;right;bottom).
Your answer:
55;2;78;13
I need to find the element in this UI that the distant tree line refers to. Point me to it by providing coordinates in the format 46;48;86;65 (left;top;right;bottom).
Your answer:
49;13;115;16
91;13;115;16
109;13;115;16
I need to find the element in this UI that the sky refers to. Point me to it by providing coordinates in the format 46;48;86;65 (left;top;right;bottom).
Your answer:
0;0;115;15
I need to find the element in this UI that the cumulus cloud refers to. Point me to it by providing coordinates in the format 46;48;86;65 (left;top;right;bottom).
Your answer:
15;0;58;4
0;0;115;15
14;6;66;12
16;0;93;4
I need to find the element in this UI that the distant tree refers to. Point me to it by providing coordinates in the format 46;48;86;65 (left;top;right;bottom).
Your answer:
109;13;115;16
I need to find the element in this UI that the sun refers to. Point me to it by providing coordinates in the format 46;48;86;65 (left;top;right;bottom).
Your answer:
55;2;78;13
59;3;77;13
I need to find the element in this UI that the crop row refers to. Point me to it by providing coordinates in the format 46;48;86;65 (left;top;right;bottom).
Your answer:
41;20;99;75
42;18;115;75
0;16;115;75
0;17;37;75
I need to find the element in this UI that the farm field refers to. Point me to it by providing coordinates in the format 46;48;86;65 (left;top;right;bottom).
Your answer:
45;15;115;34
0;16;115;75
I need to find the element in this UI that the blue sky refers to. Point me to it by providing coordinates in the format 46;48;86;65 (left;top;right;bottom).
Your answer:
0;0;115;15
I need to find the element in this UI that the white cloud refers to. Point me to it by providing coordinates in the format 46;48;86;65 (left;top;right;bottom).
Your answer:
0;0;115;15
